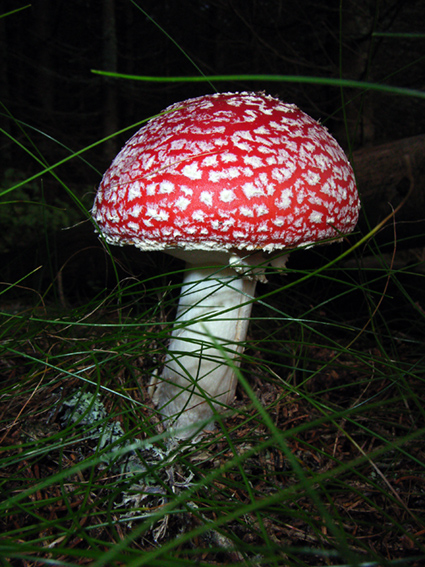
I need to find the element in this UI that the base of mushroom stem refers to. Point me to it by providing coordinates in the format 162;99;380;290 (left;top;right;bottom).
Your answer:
153;265;257;438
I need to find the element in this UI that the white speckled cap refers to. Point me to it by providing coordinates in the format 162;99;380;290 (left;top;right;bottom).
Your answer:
92;92;360;257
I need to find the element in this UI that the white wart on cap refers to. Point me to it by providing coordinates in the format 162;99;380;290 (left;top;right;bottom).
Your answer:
92;91;360;257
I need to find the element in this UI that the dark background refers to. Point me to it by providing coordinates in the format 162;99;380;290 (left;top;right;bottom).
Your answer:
3;1;424;169
1;0;425;300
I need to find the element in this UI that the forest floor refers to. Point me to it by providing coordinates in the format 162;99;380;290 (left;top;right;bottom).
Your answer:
1;261;425;566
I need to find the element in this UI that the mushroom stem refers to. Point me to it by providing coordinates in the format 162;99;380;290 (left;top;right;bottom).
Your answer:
154;265;257;438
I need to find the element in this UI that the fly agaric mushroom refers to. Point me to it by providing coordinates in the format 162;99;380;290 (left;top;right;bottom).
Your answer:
92;91;360;438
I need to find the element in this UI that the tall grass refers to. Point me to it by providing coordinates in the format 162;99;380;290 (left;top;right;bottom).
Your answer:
1;4;425;567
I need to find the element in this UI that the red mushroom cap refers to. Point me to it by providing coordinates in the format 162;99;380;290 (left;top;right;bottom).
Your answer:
92;92;359;254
